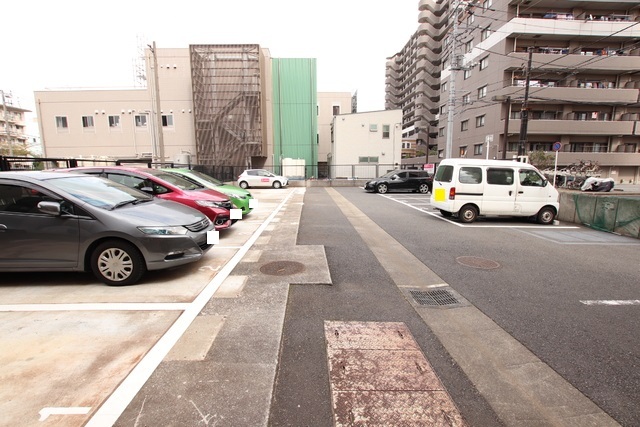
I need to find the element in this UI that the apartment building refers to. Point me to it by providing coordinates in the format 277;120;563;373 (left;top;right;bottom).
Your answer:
1;91;31;156
387;0;640;183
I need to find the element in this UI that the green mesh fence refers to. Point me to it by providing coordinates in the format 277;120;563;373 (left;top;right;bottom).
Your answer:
573;194;640;238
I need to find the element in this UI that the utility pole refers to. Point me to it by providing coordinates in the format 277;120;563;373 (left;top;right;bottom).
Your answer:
150;42;165;163
445;0;461;159
518;48;533;157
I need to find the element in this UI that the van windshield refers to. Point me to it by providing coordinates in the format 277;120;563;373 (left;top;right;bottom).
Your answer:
434;165;453;182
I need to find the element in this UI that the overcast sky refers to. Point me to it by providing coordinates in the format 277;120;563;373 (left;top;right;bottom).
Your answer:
2;0;419;118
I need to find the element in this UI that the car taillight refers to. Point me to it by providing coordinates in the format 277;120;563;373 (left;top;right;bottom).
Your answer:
449;187;456;200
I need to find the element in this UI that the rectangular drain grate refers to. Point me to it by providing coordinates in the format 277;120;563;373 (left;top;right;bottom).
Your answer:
410;289;460;306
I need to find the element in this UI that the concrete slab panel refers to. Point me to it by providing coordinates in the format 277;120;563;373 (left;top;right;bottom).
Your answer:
0;310;179;427
165;315;225;361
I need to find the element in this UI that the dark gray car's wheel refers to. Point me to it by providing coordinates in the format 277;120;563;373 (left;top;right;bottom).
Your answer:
536;206;556;225
418;183;430;194
91;240;145;286
458;205;478;223
376;183;388;194
239;181;249;189
273;181;282;189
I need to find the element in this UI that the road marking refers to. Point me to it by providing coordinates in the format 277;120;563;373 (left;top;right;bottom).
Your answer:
0;303;190;312
580;300;640;306
85;189;298;427
39;407;91;421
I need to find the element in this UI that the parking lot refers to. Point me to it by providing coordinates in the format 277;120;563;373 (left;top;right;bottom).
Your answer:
0;188;301;427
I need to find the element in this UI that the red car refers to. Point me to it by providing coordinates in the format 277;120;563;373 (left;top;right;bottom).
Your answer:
57;166;235;231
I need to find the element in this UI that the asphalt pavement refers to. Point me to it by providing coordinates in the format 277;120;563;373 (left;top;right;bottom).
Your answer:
103;186;632;426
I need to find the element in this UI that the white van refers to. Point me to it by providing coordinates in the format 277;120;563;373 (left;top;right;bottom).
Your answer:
430;159;559;224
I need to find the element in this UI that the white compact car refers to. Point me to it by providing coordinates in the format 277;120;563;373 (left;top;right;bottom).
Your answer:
237;169;288;189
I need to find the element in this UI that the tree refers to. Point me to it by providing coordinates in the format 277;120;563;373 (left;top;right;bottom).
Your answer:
528;150;554;170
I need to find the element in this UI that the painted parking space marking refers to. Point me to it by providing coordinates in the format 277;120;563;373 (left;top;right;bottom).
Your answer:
39;406;91;421
580;300;640;306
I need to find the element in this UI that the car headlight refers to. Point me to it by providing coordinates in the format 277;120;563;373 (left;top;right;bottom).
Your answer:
228;194;246;200
196;200;227;208
138;226;188;235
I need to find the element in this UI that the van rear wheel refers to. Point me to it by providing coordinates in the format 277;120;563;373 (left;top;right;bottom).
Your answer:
536;207;556;225
458;205;478;223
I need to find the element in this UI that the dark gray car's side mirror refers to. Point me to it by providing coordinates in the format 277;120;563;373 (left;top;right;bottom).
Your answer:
37;201;61;216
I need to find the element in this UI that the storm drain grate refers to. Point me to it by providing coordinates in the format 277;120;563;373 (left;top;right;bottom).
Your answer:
410;289;460;306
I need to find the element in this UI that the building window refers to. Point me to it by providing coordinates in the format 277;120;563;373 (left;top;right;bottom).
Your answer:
478;85;487;99
108;115;120;128
464;69;472;80
440;105;446;114
474;144;483;155
81;116;94;128
382;124;390;139
479;56;489;70
441;82;447;93
465;41;473;54
55;116;68;129
332;105;340;115
461;120;469;131
481;26;492;41
459;146;468;157
476;115;486;127
462;94;471;105
358;156;379;163
162;114;174;127
369;124;378;132
135;115;147;127
439;127;445;137
467;14;475;25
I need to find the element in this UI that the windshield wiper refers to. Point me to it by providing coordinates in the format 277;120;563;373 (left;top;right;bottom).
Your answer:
111;199;137;210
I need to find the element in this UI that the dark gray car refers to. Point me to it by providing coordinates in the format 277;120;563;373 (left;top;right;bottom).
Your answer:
0;171;215;285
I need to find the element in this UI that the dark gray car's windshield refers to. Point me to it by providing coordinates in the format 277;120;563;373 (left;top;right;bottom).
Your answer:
48;176;152;210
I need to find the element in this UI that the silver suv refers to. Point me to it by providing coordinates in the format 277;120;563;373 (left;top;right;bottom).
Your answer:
0;171;215;285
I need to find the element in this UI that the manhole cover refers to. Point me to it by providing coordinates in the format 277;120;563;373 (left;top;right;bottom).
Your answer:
260;260;306;276
410;289;460;306
456;256;500;270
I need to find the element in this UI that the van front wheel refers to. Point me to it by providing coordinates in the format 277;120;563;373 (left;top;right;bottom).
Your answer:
458;205;478;223
536;207;556;225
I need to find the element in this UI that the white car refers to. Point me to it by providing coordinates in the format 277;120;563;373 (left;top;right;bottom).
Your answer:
237;169;288;189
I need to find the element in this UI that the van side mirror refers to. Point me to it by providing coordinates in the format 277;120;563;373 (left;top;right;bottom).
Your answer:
37;201;61;216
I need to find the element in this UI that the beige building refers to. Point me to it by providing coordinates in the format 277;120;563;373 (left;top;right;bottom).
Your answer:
35;47;356;177
387;0;640;183
329;109;403;178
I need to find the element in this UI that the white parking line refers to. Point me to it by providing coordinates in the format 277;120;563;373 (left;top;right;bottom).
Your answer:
580;300;640;306
85;189;298;427
39;406;91;421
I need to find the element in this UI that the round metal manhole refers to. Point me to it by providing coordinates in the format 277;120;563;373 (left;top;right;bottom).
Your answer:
260;260;306;276
456;256;501;270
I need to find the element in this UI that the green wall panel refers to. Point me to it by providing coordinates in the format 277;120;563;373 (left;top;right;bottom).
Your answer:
272;58;318;176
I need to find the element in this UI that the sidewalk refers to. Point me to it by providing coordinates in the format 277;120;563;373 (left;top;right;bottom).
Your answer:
111;189;332;426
